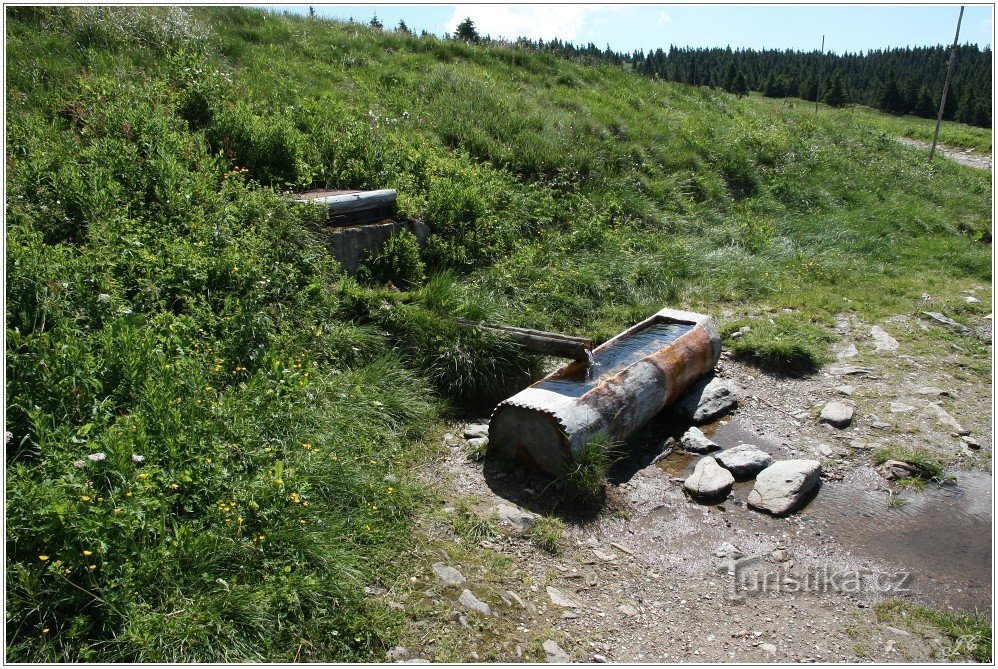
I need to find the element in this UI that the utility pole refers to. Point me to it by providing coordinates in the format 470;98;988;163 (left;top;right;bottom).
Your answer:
931;6;965;160
815;34;825;113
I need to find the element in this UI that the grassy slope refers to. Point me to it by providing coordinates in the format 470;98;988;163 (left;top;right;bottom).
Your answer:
5;6;992;662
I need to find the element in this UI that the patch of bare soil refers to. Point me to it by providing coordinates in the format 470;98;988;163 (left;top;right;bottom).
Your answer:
896;137;992;171
403;308;991;663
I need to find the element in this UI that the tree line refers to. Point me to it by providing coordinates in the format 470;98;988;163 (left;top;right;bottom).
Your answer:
437;17;991;128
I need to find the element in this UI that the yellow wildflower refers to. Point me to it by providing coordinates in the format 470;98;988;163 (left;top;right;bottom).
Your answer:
81;495;91;502
38;555;49;561
82;550;92;556
170;483;179;489
138;473;149;480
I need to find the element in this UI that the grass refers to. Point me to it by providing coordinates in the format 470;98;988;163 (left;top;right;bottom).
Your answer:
873;446;945;479
451;503;500;543
4;5;992;662
528;516;566;555
875;600;992;662
560;433;617;500
723;315;835;376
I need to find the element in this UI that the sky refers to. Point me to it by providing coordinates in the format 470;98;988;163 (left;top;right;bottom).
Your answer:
259;4;993;55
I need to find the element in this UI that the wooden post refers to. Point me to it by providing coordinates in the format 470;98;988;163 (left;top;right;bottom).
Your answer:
455;319;593;361
931;6;965;161
815;34;825;114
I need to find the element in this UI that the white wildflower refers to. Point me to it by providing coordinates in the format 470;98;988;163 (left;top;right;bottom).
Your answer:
131;454;145;463
87;452;106;462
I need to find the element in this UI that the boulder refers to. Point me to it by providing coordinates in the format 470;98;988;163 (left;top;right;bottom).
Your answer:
543;640;570;663
714;444;773;478
819;402;854;428
463;423;489;439
680;427;719;454
747;460;822;516
458;589;491;615
870;326;899;352
683;457;734;502
674;376;739;424
432;562;466;587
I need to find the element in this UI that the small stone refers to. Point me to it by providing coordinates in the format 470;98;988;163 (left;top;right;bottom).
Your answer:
876;460;925;481
458;589;491;615
543;640;570;663
922;311;971;334
467;436;488;449
836;343;859;359
593;654;608;663
889;401;916;413
675;376;740;424
713;542;744;560
683;457;734;502
618;604;638;617
835;385;854;396
870;326;899;352
747;460;822;516
546;586;581;609
819;402;854;428
965;295;980;304
915;386;951;397
463;423;488;439
761;643;778;655
817;444;834;457
961;436;983;450
494;503;537;531
714;444;773;479
593;549;617;562
771;549;789;562
432;562;466;587
870;420;891;430
828;365;874;376
680;427;719;454
506;590;526;608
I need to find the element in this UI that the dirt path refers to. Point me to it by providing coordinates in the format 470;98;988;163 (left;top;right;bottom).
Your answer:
395;307;992;663
896;137;993;171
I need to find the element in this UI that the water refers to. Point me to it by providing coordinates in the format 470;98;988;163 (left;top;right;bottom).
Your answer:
654;418;993;611
534;322;694;398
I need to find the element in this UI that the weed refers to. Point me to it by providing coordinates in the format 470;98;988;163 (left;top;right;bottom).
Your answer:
875;600;992;662
452;503;500;543
357;229;427;290
528;516;566;555
559;433;617;500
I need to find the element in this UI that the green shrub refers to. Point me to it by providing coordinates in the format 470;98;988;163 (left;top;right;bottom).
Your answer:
357;229;426;290
528;516;566;554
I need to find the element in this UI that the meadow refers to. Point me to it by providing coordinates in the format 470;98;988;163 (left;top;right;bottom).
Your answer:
5;6;992;661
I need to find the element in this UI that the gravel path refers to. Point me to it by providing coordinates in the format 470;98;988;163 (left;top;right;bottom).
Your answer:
896;137;992;171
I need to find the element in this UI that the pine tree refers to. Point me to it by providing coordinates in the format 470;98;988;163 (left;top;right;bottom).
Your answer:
455;17;479;42
732;70;749;98
396;19;411;35
915;85;936;118
880;77;904;115
723;61;738;92
369;14;383;29
956;86;977;124
822;70;847;107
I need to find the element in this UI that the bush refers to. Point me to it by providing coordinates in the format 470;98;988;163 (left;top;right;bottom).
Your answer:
357;229;426;290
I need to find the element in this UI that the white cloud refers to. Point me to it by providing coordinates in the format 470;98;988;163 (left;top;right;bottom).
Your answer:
658;11;671;25
445;5;604;42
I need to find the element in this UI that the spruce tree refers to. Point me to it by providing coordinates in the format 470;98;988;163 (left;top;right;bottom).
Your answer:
369;14;383;29
455;17;480;42
915;85;936;118
822;70;847;107
732;70;749;98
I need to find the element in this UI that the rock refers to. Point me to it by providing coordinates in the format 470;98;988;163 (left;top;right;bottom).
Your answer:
771;548;789;562
463;423;488;439
494;503;536;531
747;460;822;516
713;542;745;560
965;295;980;304
680;427;719;454
828;365;874;376
506;590;526;608
922;311;971;335
546;586;581;609
916;386;951;397
618;604;638;617
386;646;409;661
398;659;430;664
675;376;739;424
876;459;930;481
458;589;491;615
817;443;834;457
819;402;854;428
714;444;773;478
836;343;859;359
467;436;488;449
543;640;570;663
888;401;916;413
593;549;617;562
961;436;983;450
683;457;734;502
432;562;466;587
870;420;891;430
761;643;778;655
593;654;608;663
925;403;970;435
870;326;899;352
835;385;854;396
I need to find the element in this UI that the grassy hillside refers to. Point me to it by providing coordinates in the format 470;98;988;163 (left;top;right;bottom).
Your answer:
5;6;992;662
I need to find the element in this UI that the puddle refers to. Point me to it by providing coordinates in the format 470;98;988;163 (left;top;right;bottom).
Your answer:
535;322;694;398
649;418;992;612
